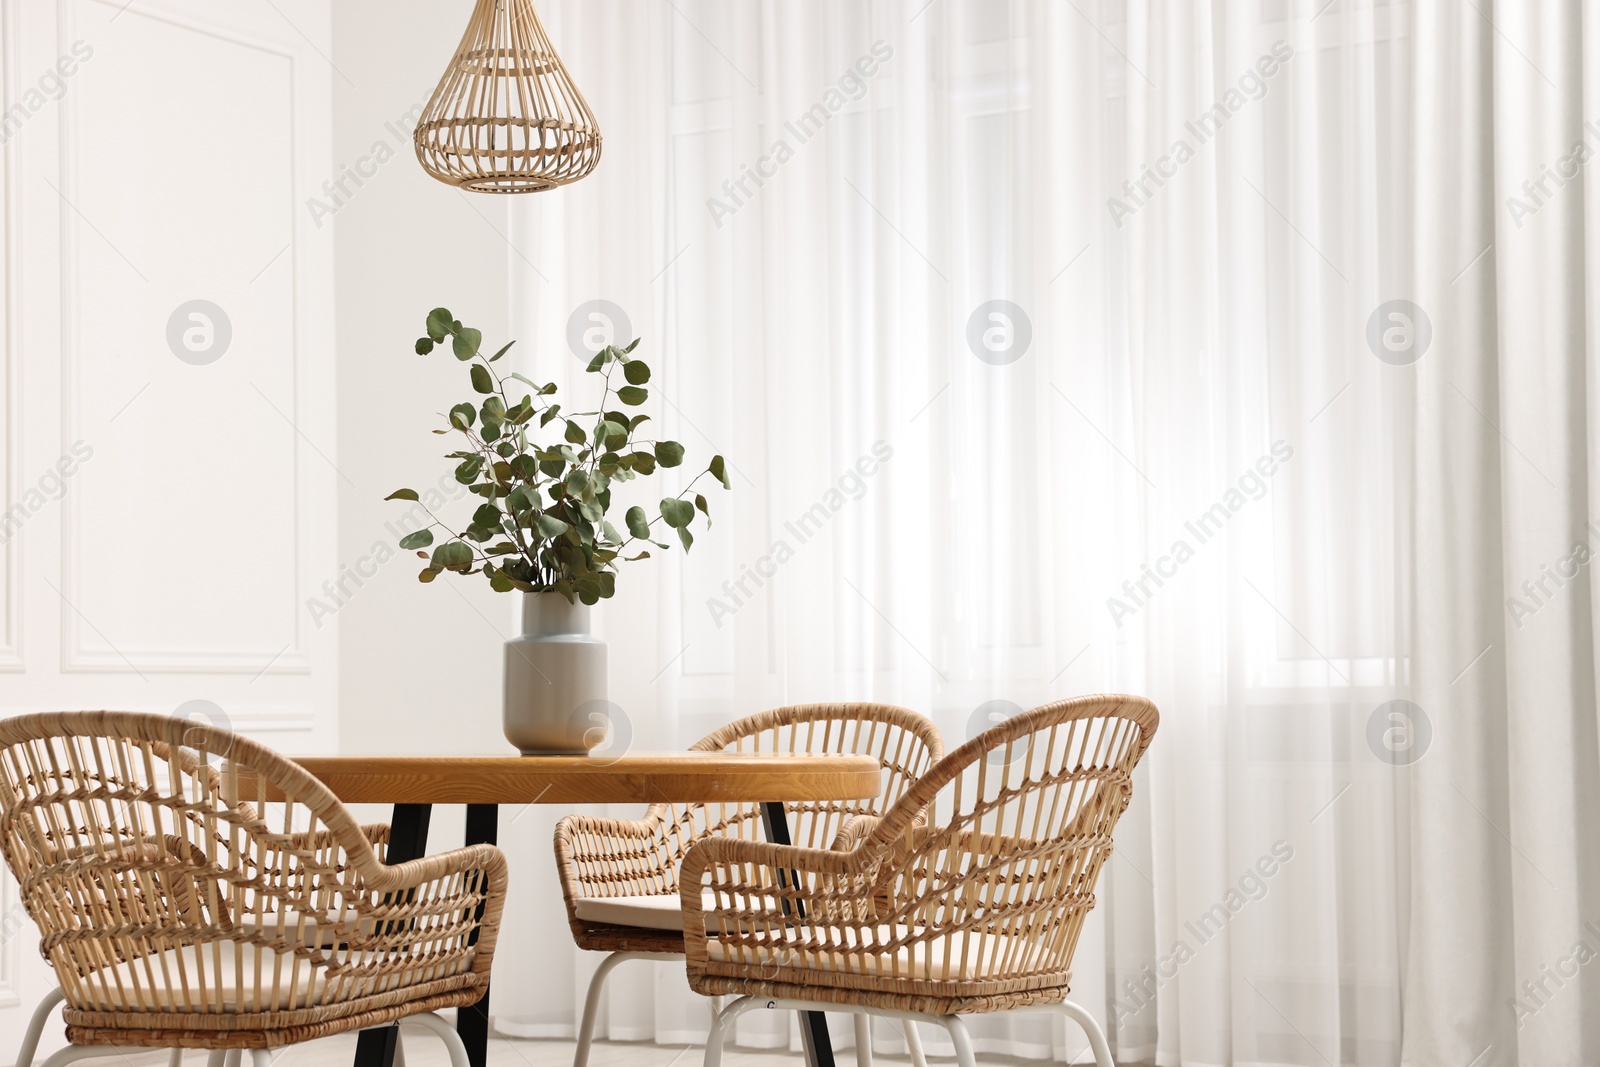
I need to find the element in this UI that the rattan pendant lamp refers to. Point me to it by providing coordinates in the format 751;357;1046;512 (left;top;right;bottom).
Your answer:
414;0;602;193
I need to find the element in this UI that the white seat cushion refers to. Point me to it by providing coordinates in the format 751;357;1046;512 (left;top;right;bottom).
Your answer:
574;893;687;931
705;926;1037;981
574;890;787;933
83;940;328;1012
239;910;364;948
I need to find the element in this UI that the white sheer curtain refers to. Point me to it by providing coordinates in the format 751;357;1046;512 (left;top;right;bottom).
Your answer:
478;3;1599;1065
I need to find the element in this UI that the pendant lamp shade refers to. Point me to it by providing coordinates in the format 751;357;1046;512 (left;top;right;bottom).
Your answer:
413;0;602;193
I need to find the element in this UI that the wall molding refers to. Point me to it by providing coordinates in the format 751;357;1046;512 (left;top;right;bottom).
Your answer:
58;0;311;675
131;702;318;734
0;0;22;975
0;0;23;674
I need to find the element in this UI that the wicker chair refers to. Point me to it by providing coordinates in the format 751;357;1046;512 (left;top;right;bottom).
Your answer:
554;703;944;1067
0;711;508;1067
680;694;1159;1067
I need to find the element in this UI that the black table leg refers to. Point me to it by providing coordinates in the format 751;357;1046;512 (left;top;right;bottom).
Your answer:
457;804;499;1067
760;801;835;1067
354;804;433;1067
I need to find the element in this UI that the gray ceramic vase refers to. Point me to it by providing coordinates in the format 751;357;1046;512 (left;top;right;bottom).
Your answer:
503;592;608;755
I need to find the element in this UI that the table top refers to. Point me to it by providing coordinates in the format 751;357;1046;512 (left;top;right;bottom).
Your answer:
263;751;884;805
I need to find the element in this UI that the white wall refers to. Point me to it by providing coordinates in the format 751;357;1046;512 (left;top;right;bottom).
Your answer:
1;0;339;1054
326;13;610;1028
0;3;639;1050
329;1;514;768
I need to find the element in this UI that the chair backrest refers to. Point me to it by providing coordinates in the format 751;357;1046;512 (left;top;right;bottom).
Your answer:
858;694;1157;988
654;703;943;880
0;711;492;1018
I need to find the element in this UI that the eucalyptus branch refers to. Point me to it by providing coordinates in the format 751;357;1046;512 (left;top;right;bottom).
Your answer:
391;308;730;604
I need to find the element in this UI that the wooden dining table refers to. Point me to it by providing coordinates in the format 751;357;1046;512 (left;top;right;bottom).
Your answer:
278;752;884;1067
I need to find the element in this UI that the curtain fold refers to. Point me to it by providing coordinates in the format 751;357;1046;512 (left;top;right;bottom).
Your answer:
1406;3;1600;1066
482;3;1600;1064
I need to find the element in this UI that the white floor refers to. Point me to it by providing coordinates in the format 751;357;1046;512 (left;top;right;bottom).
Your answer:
256;1035;1134;1067
268;1036;905;1067
272;1035;924;1067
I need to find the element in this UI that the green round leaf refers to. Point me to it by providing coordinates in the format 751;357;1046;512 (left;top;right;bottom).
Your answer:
398;529;434;550
533;513;571;540
625;505;651;539
709;454;731;489
385;488;420;501
654;441;686;468
432;541;475;570
623;360;651;385
470;364;495;394
450;403;477;430
617;385;648;406
454;327;483;361
425;307;453;342
660;497;694;529
415;337;435;355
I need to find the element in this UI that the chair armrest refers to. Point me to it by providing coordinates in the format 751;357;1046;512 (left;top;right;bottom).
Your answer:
679;836;877;969
284;822;389;850
354;822;390;859
350;842;509;979
830;814;880;851
553;813;673;905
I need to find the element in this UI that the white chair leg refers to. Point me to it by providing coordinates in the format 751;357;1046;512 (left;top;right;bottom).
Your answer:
205;1054;226;1067
224;1052;241;1067
704;995;757;1067
393;1034;407;1067
167;1052;183;1067
575;951;659;1067
399;1011;471;1067
39;1047;145;1067
853;1015;872;1067
937;1016;977;1067
1056;1001;1114;1067
16;988;66;1067
901;1020;927;1067
249;1051;273;1067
